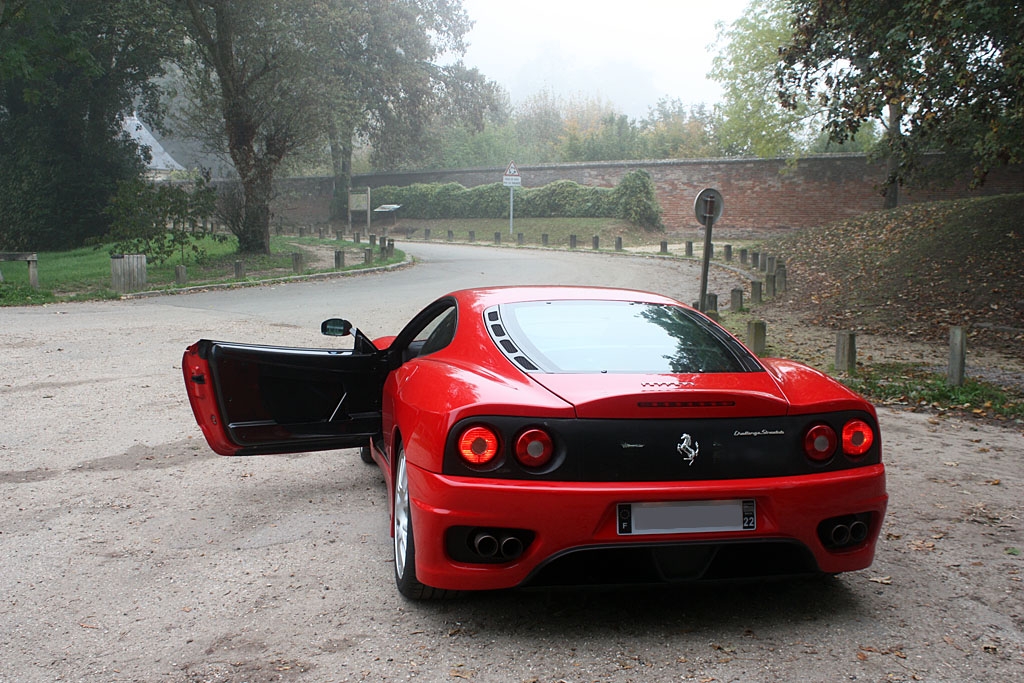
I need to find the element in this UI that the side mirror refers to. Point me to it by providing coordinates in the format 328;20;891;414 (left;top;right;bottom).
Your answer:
321;318;352;337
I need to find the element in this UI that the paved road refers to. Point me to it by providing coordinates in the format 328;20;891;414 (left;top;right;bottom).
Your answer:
2;243;1021;683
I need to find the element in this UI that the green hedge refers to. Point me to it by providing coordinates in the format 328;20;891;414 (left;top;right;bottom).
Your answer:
369;170;662;230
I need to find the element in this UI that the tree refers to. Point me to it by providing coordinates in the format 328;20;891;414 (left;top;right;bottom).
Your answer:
0;0;181;250
709;0;819;157
778;0;1024;206
177;0;330;254
640;99;723;159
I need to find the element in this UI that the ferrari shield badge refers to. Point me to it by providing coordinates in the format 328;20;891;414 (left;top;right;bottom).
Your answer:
677;433;699;466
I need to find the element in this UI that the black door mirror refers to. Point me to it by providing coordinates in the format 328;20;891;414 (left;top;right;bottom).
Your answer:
321;318;352;337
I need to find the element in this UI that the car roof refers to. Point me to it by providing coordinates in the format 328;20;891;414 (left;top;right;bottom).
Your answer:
447;286;684;312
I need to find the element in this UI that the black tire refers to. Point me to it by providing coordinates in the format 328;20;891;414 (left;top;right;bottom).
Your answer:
393;445;453;600
359;444;374;464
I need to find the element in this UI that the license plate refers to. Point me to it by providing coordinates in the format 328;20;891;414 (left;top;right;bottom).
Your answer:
617;499;756;535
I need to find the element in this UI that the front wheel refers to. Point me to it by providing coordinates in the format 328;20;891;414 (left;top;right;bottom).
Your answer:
393;446;451;600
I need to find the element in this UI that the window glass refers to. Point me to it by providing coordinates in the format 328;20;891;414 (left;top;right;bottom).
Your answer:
496;300;755;373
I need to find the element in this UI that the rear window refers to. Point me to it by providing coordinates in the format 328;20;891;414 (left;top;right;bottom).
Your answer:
488;300;760;374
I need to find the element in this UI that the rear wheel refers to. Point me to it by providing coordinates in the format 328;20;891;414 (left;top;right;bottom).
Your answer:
393;445;452;600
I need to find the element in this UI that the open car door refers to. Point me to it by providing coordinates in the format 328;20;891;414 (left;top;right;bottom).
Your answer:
183;339;386;456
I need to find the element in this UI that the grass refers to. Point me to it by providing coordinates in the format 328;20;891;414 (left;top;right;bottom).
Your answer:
840;362;1024;422
0;233;405;306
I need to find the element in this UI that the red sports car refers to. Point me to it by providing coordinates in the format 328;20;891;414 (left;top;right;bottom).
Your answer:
182;286;887;599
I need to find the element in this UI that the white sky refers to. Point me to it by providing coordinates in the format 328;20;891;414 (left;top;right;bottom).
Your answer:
457;0;751;119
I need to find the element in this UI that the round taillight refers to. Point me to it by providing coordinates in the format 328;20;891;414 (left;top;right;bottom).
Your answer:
842;419;874;457
804;424;837;462
457;425;500;465
514;428;554;468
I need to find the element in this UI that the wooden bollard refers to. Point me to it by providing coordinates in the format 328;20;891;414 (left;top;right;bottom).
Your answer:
369;234;377;246
570;234;577;249
740;248;748;265
751;280;763;304
335;229;343;240
751;252;760;269
494;232;501;245
660;240;668;254
387;238;395;258
747;320;767;355
592;235;599;250
354;232;360;243
363;248;373;264
760;255;768;272
318;228;323;240
724;244;732;262
705;292;718;313
291;252;303;274
447;230;454;241
424;228;431;240
234;260;245;278
469;230;475;242
542;233;549;246
334;250;344;268
615;236;623;251
767;255;776;274
766;273;776;298
775;265;787;293
948;326;966;386
299;227;306;238
517;232;524;245
835;331;857;374
730;288;744;312
379;244;387;260
685;241;693;256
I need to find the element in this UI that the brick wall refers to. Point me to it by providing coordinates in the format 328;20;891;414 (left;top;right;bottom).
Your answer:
270;154;1024;232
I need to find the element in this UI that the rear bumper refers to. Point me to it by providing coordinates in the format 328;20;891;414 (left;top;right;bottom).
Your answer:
408;463;887;591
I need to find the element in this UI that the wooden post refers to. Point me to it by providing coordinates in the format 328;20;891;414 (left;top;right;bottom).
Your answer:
447;230;454;241
760;255;768;272
747;320;767;355
767;255;777;274
369;234;377;246
948;326;966;386
835;331;857;374
364;248;373;264
685;241;693;256
234;260;245;278
731;288;744;312
766;273;777;298
705;292;718;313
387;238;395;258
299;227;306;238
424;228;431;240
469;230;475;242
494;231;501;245
318;228;323;240
354;232;360;244
517;232;524;245
175;265;188;285
751;280;763;304
542;233;549;246
724;244;733;262
334;250;344;269
570;234;577;249
751;252;760;269
776;265;787;293
591;235;599;250
740;248;748;265
291;252;303;274
615;236;623;251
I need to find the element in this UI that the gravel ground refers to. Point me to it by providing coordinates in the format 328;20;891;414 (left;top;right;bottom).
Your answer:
1;245;1022;682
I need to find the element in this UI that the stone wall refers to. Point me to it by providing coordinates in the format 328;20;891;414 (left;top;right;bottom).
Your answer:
269;155;1024;232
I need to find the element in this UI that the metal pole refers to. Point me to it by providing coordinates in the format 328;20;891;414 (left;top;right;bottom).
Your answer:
698;196;715;312
509;186;514;235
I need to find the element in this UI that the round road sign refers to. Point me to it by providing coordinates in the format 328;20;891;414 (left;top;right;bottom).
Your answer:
694;188;724;227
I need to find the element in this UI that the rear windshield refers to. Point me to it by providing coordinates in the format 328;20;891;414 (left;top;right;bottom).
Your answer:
491;300;759;374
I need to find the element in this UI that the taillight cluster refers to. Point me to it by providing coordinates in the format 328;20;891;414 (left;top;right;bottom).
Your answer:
456;424;555;469
803;419;874;462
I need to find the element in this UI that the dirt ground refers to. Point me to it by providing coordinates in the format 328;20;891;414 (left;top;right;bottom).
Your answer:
1;244;1022;682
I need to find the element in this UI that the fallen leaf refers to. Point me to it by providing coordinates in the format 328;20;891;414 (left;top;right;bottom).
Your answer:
869;575;892;585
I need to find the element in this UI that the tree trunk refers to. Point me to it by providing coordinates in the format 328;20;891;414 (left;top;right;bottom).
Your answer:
328;118;354;221
882;102;902;210
238;166;273;254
